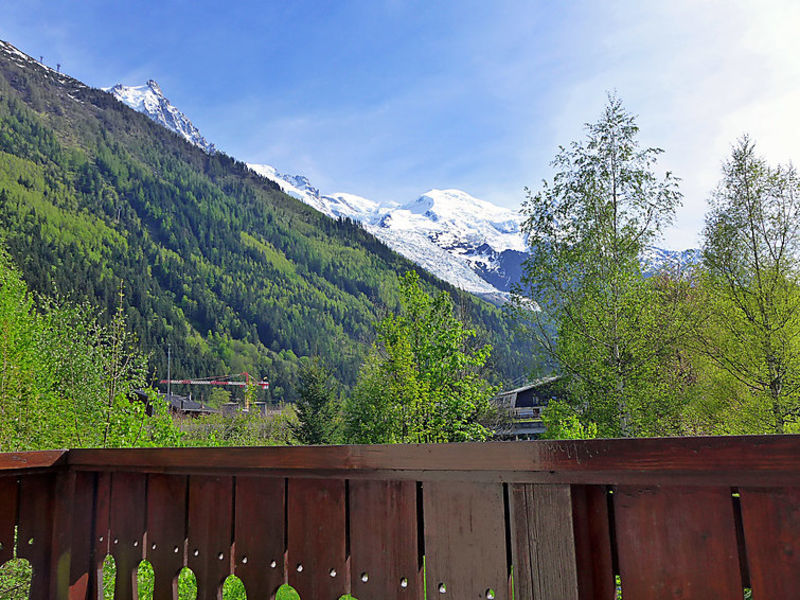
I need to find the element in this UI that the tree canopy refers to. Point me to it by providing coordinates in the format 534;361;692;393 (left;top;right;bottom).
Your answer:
344;271;497;443
514;95;688;437
290;357;341;444
696;136;800;433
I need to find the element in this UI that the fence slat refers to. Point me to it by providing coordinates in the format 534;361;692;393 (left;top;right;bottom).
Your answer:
47;470;94;600
187;475;234;600
49;470;77;599
109;472;147;600
0;476;17;564
424;481;509;600
287;478;348;600
17;473;55;600
65;471;96;600
739;486;800;597
349;480;422;600
571;485;615;600
146;474;188;600
234;476;285;599
94;472;111;598
614;485;742;599
510;483;579;600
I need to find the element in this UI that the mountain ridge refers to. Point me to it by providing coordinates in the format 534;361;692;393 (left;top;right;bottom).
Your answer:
0;38;534;399
105;80;217;154
106;78;699;299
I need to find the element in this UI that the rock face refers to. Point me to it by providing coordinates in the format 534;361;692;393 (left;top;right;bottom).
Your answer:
105;80;216;154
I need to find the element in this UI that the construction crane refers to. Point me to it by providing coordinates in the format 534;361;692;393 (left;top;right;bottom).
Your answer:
158;372;269;411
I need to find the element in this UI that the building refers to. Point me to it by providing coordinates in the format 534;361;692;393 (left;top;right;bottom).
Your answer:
492;376;562;440
132;390;217;417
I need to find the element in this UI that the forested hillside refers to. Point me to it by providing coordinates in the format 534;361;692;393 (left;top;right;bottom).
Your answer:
0;41;533;401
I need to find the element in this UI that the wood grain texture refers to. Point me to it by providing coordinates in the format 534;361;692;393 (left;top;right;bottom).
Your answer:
66;471;96;600
233;476;286;599
17;473;55;600
614;486;743;599
146;474;188;600
571;485;615;600
349;480;422;600
187;475;234;600
510;483;579;600
49;470;77;600
739;486;800;598
109;472;147;600
424;481;509;600
0;475;17;564
287;478;348;600
65;435;800;486
0;450;66;471
6;437;800;600
93;470;111;598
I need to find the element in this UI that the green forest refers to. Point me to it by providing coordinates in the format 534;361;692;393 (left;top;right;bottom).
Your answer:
1;42;800;449
0;47;532;409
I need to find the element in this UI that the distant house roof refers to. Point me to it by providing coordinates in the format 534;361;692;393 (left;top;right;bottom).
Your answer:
163;392;216;415
132;390;217;415
495;376;563;409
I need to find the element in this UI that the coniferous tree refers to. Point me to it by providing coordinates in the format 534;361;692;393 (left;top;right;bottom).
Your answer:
290;358;340;444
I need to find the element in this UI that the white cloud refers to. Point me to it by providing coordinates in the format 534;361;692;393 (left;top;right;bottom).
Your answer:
533;0;800;249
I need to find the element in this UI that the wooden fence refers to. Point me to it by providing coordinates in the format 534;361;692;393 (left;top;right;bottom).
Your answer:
1;436;800;599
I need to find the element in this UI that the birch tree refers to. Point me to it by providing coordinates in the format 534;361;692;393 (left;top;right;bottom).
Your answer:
513;95;685;437
699;136;800;433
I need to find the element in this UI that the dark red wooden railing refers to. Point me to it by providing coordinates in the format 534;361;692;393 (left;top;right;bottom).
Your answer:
1;436;800;599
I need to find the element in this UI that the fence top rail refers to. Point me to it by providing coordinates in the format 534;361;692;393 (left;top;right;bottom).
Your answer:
0;449;67;472
66;435;800;482
3;436;800;485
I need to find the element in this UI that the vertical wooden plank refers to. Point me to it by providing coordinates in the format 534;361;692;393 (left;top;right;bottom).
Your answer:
187;475;233;600
424;481;509;600
0;476;17;565
17;473;55;600
109;472;147;600
66;471;96;600
571;485;615;600
234;476;285;599
93;472;111;599
349;480;422;600
50;470;79;600
739;486;800;597
509;484;533;600
287;478;347;600
509;483;579;600
614;486;742;599
146;474;188;600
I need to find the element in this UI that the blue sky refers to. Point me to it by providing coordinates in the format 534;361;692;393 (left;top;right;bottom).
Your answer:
1;0;799;249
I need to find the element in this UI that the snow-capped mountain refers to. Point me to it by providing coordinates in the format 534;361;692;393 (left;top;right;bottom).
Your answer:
370;189;528;297
247;164;706;297
247;164;382;221
105;81;216;154
107;78;696;301
248;163;527;300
